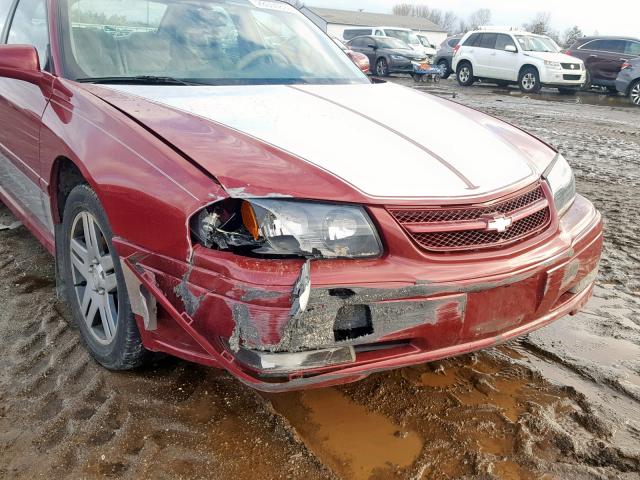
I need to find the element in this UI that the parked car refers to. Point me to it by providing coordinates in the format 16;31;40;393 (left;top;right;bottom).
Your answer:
453;28;586;94
615;59;640;106
435;35;462;79
416;33;438;59
0;0;602;392
347;36;427;76
343;26;430;56
333;37;370;74
565;36;640;92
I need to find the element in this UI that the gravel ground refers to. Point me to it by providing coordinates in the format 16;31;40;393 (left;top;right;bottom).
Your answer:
0;78;638;479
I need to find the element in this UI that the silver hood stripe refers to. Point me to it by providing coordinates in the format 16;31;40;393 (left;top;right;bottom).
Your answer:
99;82;539;198
288;85;478;190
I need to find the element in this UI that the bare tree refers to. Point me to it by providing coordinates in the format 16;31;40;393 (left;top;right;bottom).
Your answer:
467;9;492;30
562;25;584;47
523;12;553;35
392;3;460;34
392;3;413;17
441;11;458;34
522;12;562;43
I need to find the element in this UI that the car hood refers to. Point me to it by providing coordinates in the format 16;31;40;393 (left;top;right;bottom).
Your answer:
89;82;555;201
385;48;423;58
526;51;584;64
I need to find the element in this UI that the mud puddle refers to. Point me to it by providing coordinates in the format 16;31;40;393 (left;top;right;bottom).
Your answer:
267;349;640;479
267;388;423;479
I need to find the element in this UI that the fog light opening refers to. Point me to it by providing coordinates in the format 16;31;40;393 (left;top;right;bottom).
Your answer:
334;305;373;341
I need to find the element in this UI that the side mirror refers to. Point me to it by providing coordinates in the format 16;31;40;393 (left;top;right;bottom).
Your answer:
505;45;517;53
0;44;42;83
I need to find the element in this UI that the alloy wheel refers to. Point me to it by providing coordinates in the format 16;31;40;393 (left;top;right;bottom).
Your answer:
459;67;470;83
522;73;536;91
376;59;388;76
69;211;119;345
631;82;640;106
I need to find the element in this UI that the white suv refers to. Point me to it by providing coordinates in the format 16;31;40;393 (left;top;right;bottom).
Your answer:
452;28;586;94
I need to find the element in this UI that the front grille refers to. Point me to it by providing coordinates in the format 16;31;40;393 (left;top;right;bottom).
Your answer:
388;184;551;253
563;74;582;81
561;63;581;70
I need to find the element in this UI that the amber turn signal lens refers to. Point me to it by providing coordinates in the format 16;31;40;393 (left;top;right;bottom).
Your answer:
241;201;260;240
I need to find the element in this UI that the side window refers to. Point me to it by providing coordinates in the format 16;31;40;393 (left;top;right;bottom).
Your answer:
448;38;460;48
344;29;370;41
586;39;626;53
495;34;516;51
479;33;497;49
0;0;13;38
625;41;640;56
7;0;48;68
343;30;357;41
350;38;364;48
464;33;480;47
375;30;383;36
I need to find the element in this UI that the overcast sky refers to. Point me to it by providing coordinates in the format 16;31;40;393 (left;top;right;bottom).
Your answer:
305;0;638;37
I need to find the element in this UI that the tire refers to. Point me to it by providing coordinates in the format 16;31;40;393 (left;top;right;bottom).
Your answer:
456;62;474;86
581;70;592;92
375;58;389;77
630;80;640;106
438;59;450;79
518;67;541;94
558;88;578;95
61;184;149;370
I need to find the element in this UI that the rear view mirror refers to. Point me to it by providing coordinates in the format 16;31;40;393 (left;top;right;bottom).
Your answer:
505;45;517;53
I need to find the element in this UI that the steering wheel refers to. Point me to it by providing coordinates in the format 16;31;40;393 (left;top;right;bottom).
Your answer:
236;48;289;71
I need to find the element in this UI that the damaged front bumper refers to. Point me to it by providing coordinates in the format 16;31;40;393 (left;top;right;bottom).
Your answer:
115;195;603;392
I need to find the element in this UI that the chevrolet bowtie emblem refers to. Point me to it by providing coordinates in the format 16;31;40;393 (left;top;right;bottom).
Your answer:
486;215;513;233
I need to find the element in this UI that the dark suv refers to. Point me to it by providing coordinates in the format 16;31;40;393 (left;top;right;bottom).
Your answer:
565;36;640;91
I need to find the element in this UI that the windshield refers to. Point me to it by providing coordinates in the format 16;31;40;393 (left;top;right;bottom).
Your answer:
385;29;419;46
376;37;409;49
58;0;368;85
515;35;559;53
418;36;431;48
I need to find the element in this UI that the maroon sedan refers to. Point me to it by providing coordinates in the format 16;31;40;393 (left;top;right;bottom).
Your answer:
0;0;602;392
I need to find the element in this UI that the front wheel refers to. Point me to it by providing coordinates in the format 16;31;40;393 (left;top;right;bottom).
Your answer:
630;80;640;106
61;184;149;370
519;67;541;94
456;63;475;86
375;58;389;77
438;59;451;79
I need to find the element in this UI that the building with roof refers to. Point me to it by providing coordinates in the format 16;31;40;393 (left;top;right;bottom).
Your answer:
301;6;448;46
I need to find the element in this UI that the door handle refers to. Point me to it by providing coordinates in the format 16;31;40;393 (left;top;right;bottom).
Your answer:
588;54;598;59
620;58;628;62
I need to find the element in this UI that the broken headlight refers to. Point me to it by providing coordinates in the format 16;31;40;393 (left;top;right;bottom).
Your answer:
544;153;576;217
191;199;382;259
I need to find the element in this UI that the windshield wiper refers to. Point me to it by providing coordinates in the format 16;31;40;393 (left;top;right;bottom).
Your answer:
76;75;197;86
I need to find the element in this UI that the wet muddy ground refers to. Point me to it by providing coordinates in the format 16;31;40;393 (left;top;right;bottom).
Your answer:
1;78;639;479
